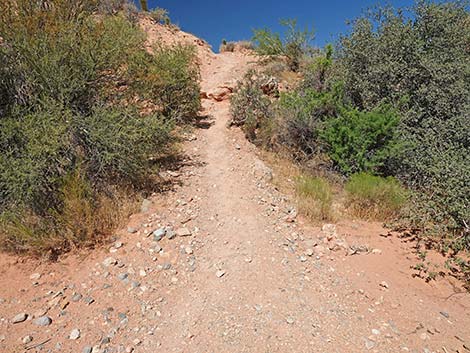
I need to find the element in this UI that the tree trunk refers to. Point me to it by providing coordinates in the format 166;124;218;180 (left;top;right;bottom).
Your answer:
139;0;148;12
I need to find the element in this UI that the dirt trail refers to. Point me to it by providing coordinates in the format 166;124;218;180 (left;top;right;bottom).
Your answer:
1;51;470;353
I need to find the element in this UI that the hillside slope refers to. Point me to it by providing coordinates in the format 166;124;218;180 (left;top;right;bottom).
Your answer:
0;19;469;353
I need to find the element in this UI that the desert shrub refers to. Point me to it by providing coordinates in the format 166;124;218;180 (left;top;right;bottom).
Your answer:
74;106;173;185
252;19;314;71
300;44;334;92
0;171;137;255
230;70;273;142
130;43;201;120
320;105;402;175
0;1;199;254
296;176;334;221
220;41;236;52
277;82;343;159
345;173;407;220
338;1;469;238
150;7;170;24
236;41;255;50
220;40;254;53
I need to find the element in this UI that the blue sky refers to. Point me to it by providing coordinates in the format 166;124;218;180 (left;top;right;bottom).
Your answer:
144;0;414;51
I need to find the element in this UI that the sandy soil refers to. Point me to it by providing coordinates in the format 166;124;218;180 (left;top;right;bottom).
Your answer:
0;24;469;353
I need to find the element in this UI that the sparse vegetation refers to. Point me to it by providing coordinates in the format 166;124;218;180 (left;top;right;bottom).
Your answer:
0;0;200;254
220;40;254;52
232;1;469;283
252;19;314;71
345;173;407;221
230;70;273;142
150;7;170;24
296;176;334;221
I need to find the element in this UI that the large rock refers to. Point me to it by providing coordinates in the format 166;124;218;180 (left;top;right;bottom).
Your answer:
12;313;28;324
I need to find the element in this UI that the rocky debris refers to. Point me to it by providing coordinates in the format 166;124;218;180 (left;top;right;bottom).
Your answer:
364;338;376;350
166;228;176;240
440;311;450;319
30;273;41;281
347;244;369;256
12;312;28;324
207;86;234;101
22;335;33;344
176;227;192;237
285;208;297;223
153;227;166;241
33;316;52;326
102;257;117;267
305;249;314;256
33;308;48;318
69;329;81;340
322;223;337;236
259;75;279;96
71;293;83;302
141;199;152;213
379;281;390;289
127;226;137;234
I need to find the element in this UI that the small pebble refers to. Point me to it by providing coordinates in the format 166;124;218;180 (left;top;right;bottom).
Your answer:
34;316;52;326
70;328;81;340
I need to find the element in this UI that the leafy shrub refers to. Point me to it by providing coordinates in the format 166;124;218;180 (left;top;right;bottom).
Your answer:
296;176;334;221
0;1;199;254
338;1;469;238
252;19;314;71
320;105;402;175
345;173;407;220
277;83;343;159
230;70;273;142
130;44;201;120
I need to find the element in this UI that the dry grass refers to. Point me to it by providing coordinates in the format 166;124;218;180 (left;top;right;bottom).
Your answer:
345;173;407;221
0;171;138;256
259;151;337;222
296;175;335;222
220;40;254;53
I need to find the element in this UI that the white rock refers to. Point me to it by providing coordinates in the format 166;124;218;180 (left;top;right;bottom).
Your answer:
22;335;33;344
69;329;81;340
30;273;41;280
102;257;117;267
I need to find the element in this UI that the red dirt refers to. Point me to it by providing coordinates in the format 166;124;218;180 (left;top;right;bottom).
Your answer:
0;22;469;353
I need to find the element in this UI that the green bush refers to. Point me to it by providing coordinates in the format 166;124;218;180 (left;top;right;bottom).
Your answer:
252;19;314;72
338;0;469;238
345;173;407;220
320;105;403;175
277;82;343;159
0;0;199;254
130;43;201;121
296;176;334;221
